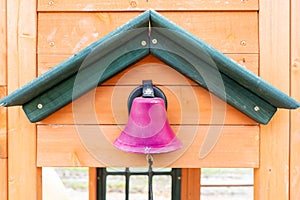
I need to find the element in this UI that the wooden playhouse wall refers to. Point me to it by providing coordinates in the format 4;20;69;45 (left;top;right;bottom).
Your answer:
0;0;299;200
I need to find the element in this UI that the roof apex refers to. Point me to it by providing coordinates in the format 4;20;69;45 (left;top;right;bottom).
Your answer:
1;10;299;124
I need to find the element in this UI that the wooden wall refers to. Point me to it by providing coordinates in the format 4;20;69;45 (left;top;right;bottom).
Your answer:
254;1;290;199
290;0;300;199
0;0;7;199
0;0;299;200
36;3;259;169
5;1;40;200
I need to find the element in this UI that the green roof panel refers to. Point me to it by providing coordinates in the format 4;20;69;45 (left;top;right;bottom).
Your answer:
0;10;299;124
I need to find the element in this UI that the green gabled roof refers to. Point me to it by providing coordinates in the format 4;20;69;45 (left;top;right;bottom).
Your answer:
0;10;299;124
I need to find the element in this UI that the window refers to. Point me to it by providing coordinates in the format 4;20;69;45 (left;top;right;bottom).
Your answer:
42;167;89;200
201;168;254;200
97;168;181;200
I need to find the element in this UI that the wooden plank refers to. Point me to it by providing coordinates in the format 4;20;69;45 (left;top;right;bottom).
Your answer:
0;159;7;200
254;0;290;199
0;87;7;159
38;0;258;11
38;12;258;55
37;125;259;168
181;168;200;200
0;0;6;85
37;167;43;200
23;47;149;122
7;0;38;199
157;11;258;54
89;168;97;200
3;11;149;109
290;0;300;199
37;12;142;55
38;85;256;125
38;56;256;125
148;16;280;124
38;54;259;77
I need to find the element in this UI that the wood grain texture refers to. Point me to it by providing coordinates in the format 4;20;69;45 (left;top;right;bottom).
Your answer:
38;0;258;11
0;159;7;200
181;168;200;200
37;167;43;200
7;0;38;199
38;12;258;55
0;0;6;85
290;0;300;199
254;0;290;199
37;125;259;168
37;55;256;125
89;168;97;200
0;87;7;159
38;54;259;77
38;85;256;125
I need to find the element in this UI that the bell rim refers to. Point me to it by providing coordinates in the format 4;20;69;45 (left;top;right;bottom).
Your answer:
113;138;183;154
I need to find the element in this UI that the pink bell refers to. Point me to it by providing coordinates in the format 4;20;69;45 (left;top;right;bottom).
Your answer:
113;81;182;154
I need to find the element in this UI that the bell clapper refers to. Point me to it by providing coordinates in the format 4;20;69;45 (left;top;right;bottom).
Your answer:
147;154;154;200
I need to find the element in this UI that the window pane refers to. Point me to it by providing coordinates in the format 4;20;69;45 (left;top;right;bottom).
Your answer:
129;168;148;173
106;167;126;172
201;186;253;200
201;168;253;185
129;167;172;173
201;168;253;200
129;175;148;199
42;167;89;200
153;175;172;200
153;168;172;172
106;175;125;200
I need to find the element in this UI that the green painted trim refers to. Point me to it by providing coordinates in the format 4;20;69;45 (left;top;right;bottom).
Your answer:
150;47;276;124
0;10;150;107
23;31;149;122
0;9;299;124
149;9;300;109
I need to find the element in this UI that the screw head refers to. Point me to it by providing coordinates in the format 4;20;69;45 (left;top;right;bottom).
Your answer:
48;1;54;5
37;104;43;109
49;41;55;47
141;40;147;46
130;0;137;8
152;39;157;44
240;40;247;46
254;106;260;111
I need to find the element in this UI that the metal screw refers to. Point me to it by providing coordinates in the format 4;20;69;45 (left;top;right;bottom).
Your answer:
141;40;147;46
130;0;137;8
254;106;260;111
292;61;300;69
37;104;43;109
48;0;54;5
49;41;55;47
240;40;247;46
152;38;157;44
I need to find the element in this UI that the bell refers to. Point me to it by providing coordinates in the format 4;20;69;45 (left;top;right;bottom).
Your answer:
113;95;182;154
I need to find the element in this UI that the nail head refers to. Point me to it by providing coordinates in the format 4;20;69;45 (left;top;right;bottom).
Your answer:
141;40;147;46
240;40;247;46
152;38;157;44
49;41;55;47
254;106;260;111
130;1;137;8
37;104;43;109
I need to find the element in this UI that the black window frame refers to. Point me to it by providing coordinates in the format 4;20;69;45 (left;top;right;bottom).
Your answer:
97;168;181;200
